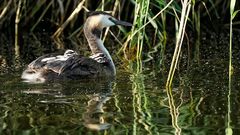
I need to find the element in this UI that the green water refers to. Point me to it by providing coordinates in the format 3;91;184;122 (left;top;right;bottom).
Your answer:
0;60;240;135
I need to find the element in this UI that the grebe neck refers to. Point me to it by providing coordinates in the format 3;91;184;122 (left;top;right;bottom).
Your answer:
84;22;116;75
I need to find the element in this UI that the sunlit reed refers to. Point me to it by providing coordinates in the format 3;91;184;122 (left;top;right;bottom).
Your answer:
166;0;191;88
226;0;237;134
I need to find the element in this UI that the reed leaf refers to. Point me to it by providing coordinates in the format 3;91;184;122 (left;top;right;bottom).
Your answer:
232;10;240;20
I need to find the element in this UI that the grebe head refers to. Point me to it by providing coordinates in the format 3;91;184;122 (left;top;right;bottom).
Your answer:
83;11;132;76
85;11;132;30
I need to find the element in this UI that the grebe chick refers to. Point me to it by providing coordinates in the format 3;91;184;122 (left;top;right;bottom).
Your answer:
21;11;132;83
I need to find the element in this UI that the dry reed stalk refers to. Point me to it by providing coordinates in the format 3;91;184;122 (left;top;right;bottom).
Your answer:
53;0;86;38
31;0;53;32
102;0;119;42
0;0;12;21
166;0;191;88
15;0;23;60
57;0;65;23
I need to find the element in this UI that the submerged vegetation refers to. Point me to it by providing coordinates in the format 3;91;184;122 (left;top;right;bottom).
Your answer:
0;0;240;85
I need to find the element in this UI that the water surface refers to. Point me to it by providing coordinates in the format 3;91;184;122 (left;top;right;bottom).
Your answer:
0;60;240;135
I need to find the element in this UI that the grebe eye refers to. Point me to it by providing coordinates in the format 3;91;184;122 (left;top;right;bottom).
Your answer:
109;17;113;21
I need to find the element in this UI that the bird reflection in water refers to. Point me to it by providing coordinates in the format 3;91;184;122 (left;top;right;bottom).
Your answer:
83;92;112;130
21;79;114;131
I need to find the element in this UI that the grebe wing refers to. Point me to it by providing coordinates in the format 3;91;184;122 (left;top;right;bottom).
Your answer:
28;53;60;70
59;55;106;77
27;50;79;74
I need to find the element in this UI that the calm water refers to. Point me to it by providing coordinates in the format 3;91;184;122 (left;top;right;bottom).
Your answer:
0;60;240;135
1;32;240;135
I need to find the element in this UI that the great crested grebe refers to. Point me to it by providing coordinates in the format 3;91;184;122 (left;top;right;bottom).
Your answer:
21;11;132;83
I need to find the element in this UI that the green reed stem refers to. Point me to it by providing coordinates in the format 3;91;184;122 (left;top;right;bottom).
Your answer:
130;0;173;39
226;0;237;134
122;0;173;62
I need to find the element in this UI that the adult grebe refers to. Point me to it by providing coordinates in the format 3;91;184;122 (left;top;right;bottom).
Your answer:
21;11;132;83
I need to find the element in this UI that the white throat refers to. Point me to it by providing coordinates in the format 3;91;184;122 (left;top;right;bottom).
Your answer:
95;38;116;75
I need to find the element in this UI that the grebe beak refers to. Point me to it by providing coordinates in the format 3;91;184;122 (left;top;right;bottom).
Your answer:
110;18;132;26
